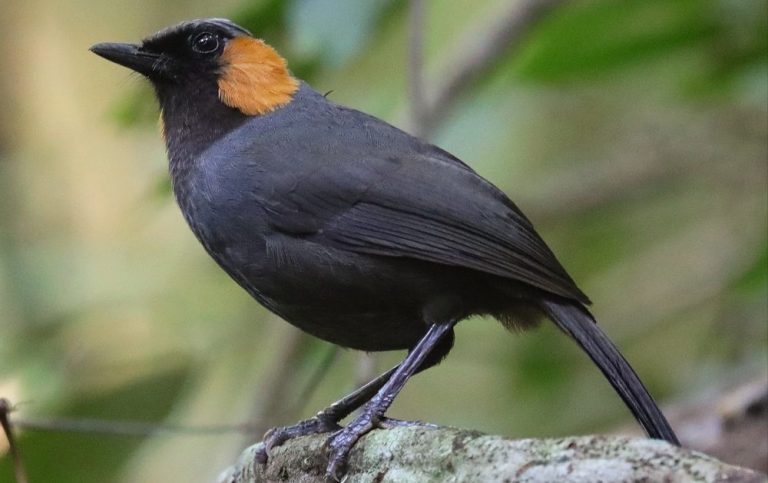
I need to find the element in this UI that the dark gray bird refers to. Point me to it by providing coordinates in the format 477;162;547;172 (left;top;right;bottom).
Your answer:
90;17;679;480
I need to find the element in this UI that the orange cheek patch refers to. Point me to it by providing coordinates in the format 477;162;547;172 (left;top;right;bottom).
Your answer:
218;37;299;116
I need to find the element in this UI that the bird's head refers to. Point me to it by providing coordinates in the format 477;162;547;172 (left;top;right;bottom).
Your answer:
90;18;299;116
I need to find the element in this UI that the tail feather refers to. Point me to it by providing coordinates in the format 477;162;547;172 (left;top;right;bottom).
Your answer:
541;299;679;445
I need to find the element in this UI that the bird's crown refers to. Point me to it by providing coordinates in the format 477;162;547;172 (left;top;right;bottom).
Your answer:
92;18;299;116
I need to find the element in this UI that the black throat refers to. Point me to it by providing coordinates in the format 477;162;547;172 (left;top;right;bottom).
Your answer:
155;79;248;184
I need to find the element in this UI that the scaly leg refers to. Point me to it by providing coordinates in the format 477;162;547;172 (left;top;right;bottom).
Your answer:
255;365;397;463
325;322;456;480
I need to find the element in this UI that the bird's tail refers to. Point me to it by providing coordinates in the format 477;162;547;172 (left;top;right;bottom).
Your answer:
541;298;679;445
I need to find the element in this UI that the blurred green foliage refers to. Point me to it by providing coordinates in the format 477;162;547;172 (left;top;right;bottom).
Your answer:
516;0;719;81
0;0;765;481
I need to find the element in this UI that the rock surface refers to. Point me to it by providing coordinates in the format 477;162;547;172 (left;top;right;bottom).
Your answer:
217;426;767;482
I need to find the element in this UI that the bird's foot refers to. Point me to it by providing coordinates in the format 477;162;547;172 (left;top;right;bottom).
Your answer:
325;406;381;481
324;412;437;480
255;414;341;464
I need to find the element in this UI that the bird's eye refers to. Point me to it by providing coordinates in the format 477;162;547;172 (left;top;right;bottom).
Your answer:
192;32;219;54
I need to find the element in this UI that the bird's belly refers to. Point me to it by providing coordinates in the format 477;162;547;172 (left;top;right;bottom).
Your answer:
183;202;480;351
276;305;425;351
216;236;432;351
259;268;431;351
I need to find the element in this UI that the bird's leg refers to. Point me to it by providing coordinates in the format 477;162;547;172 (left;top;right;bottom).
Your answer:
325;322;456;481
255;365;398;463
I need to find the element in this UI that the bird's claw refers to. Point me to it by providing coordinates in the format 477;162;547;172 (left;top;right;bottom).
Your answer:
323;412;440;479
255;414;342;464
324;409;379;481
377;416;437;429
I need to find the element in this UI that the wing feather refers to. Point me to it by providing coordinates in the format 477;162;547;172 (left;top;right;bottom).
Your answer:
252;106;589;304
326;200;588;302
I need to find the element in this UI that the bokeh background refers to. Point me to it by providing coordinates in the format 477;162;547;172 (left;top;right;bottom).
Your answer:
1;0;766;481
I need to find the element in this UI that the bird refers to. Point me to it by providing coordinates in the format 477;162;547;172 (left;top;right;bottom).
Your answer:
91;17;679;480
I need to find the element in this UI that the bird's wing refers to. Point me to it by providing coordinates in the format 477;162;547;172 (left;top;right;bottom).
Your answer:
262;146;589;304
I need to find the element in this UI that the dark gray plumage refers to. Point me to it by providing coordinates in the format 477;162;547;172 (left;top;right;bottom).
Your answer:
91;18;679;480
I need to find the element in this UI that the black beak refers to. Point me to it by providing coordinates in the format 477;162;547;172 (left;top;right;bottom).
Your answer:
90;42;167;79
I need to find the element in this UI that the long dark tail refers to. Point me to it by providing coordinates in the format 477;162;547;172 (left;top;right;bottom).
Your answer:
541;298;680;445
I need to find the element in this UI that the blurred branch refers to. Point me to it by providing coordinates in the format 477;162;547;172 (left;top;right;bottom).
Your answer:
422;0;567;136
290;344;339;417
246;324;341;446
218;428;764;483
354;353;377;393
11;417;256;437
246;326;310;439
0;398;29;483
0;333;338;445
